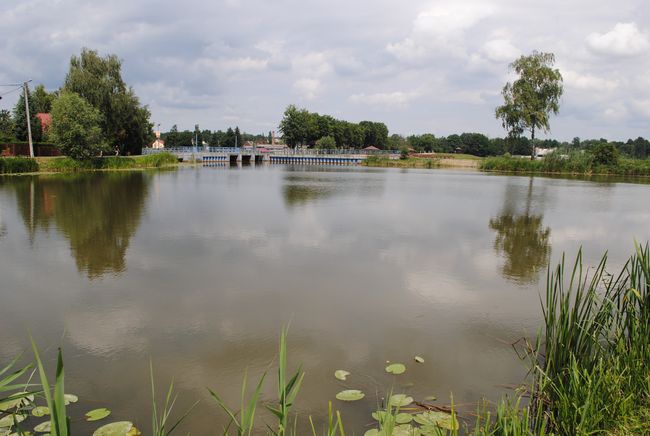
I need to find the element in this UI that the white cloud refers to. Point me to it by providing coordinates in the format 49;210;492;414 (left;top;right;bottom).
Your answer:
293;78;322;100
387;1;495;60
482;38;520;63
349;91;421;108
587;22;649;57
562;70;619;91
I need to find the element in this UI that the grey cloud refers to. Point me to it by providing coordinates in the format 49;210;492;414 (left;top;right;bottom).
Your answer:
1;0;649;139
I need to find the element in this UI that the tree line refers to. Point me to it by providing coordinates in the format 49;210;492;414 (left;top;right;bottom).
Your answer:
279;105;389;149
162;125;270;148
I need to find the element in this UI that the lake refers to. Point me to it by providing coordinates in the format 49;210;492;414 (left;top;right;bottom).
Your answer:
1;165;648;433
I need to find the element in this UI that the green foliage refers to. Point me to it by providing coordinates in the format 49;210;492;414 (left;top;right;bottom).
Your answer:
279;105;388;149
31;84;56;114
591;142;619;165
0;109;16;142
31;339;69;436
36;153;177;172
495;51;563;158
51;91;106;159
13;89;42;142
315;135;336;149
0;157;39;174
63;48;153;155
399;147;409;160
480;152;650;176
150;361;197;436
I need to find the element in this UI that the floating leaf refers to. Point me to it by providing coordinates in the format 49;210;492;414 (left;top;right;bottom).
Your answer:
385;363;406;375
85;408;111;422
424;395;437;402
388;394;413;407
414;356;424;363
63;394;78;405
414;411;459;431
335;389;365;401
393;425;417;436
372;411;412;424
92;421;134;436
0;414;26;428
34;421;51;432
363;430;382;436
32;407;50;417
334;370;350;381
126;426;141;435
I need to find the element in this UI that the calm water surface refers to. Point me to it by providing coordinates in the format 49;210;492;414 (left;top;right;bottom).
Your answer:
0;166;648;433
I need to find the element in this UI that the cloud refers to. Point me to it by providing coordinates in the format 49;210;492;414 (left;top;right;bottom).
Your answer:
482;38;520;63
349;91;421;108
293;78;322;100
387;1;495;60
587;22;649;57
562;70;619;91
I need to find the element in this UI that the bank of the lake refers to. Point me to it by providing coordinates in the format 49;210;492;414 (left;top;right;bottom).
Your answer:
362;154;480;169
481;154;650;177
0;153;179;175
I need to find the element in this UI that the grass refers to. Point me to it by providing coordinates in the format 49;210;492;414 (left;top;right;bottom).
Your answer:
36;153;179;173
362;156;442;168
0;157;39;174
481;152;650;176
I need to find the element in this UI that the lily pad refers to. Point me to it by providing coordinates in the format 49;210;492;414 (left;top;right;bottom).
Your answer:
414;356;425;363
63;394;78;405
363;430;383;436
372;411;412;424
92;421;134;436
34;421;51;433
0;414;26;428
393;425;418;436
335;389;365;402
424;395;437;402
32;407;50;417
334;370;350;381
388;394;413;407
86;408;111;422
414;411;459;431
385;363;406;375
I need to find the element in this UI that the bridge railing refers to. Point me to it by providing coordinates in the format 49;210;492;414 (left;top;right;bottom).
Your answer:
143;147;398;156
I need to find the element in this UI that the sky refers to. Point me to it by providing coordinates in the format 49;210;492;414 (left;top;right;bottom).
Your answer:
1;0;649;140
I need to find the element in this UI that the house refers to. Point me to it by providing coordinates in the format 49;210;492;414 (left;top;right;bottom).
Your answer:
151;131;165;149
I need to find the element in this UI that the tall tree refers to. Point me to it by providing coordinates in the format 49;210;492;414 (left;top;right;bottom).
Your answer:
495;51;563;159
63;48;153;155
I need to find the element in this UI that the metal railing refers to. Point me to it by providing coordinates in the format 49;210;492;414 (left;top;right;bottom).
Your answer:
143;147;398;156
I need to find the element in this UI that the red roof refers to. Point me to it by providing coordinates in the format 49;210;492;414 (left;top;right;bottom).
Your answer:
36;113;52;132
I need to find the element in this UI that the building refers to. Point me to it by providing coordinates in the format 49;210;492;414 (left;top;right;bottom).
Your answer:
151;131;165;149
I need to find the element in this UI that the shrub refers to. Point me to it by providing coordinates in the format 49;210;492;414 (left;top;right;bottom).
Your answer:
591;142;619;166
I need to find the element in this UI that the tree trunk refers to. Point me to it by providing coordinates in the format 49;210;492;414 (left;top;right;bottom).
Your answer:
530;124;536;160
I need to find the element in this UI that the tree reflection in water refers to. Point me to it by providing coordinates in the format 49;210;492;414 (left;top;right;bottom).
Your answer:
489;177;551;284
13;172;149;278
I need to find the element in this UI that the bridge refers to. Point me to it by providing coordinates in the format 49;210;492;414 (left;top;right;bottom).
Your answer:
143;147;398;166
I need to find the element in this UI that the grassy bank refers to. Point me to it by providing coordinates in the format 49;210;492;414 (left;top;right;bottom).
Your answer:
481;153;650;176
0;153;179;175
362;156;443;168
36;153;179;173
0;157;39;174
2;244;649;435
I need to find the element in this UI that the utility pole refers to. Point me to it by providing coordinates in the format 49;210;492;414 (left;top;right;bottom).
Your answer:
23;81;34;158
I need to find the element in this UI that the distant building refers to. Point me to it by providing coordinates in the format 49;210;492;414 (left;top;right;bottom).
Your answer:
151;131;165;149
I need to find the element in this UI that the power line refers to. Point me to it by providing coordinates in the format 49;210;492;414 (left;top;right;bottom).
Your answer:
0;86;22;98
0;83;23;87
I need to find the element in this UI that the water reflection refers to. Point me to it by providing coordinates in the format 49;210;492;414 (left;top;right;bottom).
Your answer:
489;178;551;284
13;173;149;278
